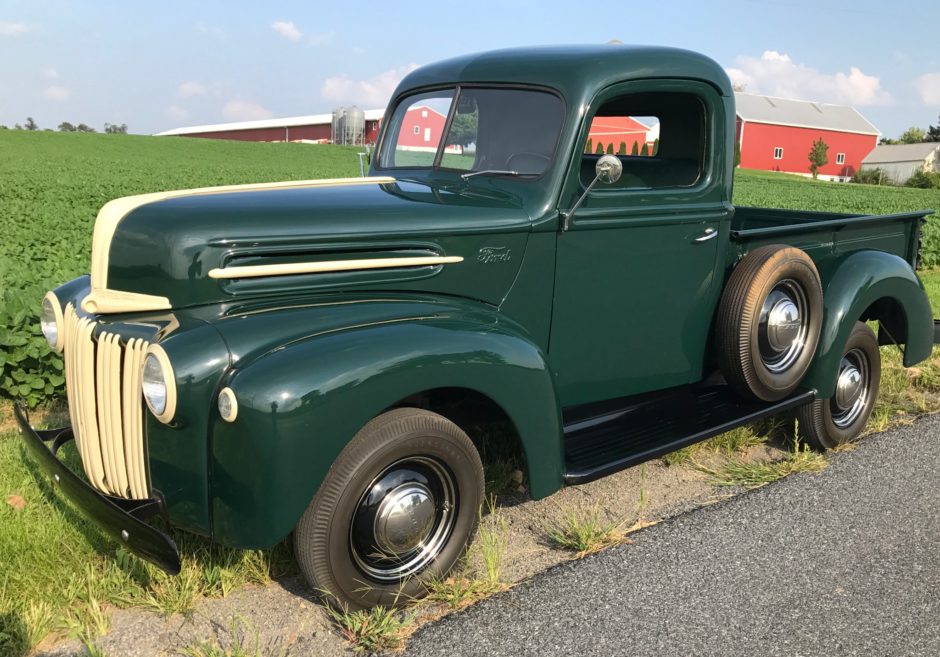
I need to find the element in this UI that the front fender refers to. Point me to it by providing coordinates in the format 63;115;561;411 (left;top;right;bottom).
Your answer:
803;250;933;398
210;316;563;548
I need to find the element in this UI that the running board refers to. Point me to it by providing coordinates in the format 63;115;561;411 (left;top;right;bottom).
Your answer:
563;385;815;485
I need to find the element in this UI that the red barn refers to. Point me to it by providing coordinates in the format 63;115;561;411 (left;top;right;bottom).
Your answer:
393;105;448;151
155;109;385;144
735;93;879;181
588;116;655;153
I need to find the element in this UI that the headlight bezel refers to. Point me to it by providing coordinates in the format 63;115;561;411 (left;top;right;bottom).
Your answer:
142;344;177;424
41;291;64;352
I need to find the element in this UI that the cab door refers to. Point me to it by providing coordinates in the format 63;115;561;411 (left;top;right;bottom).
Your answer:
548;80;733;407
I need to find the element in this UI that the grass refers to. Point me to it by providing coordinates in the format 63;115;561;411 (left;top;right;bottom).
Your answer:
547;506;627;557
662;425;768;467
176;617;273;657
325;605;416;654
693;440;828;487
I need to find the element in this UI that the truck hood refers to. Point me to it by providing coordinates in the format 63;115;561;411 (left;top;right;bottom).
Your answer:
83;177;532;313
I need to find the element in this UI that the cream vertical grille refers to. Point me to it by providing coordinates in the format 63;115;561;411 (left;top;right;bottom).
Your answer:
62;304;150;499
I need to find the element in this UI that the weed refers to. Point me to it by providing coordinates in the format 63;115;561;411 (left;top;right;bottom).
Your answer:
177;616;272;657
476;496;508;585
326;605;416;654
661;425;767;466
547;506;626;556
694;440;826;487
424;575;504;611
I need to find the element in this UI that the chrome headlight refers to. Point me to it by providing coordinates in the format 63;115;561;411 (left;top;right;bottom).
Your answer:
41;292;64;352
142;345;177;423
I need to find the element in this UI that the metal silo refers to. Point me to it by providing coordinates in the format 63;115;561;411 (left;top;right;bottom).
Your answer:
344;106;365;146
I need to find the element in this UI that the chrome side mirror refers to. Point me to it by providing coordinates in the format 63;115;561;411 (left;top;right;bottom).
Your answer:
561;154;624;231
595;154;623;185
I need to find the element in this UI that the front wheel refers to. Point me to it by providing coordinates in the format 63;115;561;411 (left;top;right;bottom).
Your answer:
294;408;484;610
797;321;881;450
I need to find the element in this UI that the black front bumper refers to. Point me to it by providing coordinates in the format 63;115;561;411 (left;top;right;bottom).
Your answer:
15;403;181;574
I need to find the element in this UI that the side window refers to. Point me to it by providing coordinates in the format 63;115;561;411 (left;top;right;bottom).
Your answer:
387;90;454;167
581;92;706;190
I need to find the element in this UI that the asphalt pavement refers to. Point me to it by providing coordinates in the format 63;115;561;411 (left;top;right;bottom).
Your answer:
405;415;940;657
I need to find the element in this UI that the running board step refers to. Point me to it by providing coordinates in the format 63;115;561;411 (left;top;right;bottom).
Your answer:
563;385;815;485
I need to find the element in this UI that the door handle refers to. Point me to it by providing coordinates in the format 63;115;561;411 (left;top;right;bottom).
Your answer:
694;228;718;243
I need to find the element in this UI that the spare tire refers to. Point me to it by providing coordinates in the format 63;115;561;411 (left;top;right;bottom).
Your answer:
717;245;823;401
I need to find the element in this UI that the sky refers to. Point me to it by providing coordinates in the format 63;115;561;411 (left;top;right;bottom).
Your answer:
1;0;939;138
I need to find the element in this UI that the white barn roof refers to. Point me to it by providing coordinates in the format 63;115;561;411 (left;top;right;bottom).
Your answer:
862;142;940;164
735;92;879;136
154;108;385;137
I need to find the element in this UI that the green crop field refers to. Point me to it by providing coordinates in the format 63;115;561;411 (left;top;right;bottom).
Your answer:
2;129;940;656
1;130;939;407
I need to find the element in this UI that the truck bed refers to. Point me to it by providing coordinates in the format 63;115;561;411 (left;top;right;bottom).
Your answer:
730;206;933;268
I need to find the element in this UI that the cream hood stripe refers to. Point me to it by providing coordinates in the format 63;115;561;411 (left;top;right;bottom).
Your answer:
208;255;464;280
89;176;396;291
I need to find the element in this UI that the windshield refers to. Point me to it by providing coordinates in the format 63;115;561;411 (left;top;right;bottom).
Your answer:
377;87;564;176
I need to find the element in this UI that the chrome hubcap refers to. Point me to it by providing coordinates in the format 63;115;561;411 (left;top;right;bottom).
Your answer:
373;483;436;555
350;457;457;582
831;348;870;428
758;281;809;373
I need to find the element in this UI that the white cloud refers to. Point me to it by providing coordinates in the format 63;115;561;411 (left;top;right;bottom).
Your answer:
43;85;69;101
222;99;273;121
726;51;891;106
321;63;420;107
178;81;207;98
308;30;334;47
271;20;302;42
0;22;29;36
166;105;189;122
42;68;58;80
916;73;940;106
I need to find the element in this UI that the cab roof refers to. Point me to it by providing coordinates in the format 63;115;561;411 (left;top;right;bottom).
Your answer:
394;44;733;104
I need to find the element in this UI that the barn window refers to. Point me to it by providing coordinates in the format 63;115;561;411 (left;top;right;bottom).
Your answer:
580;91;706;189
773;147;783;159
836;152;845;165
413;125;420;135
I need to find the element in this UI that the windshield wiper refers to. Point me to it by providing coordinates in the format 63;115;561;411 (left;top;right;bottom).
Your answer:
460;169;519;180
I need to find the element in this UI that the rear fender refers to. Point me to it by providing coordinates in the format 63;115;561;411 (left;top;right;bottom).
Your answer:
803;250;933;398
210;316;563;548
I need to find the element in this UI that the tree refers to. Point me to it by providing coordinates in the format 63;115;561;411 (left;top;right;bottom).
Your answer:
732;81;747;92
595;142;604;155
617;142;627;155
0;125;7;130
14;123;22;130
58;121;76;132
927;115;940;142
808;137;829;179
24;117;38;131
631;141;639;156
606;143;614;154
652;138;660;156
76;123;95;133
899;126;927;144
734;142;741;167
640;142;649;156
446;113;475;147
585;138;593;153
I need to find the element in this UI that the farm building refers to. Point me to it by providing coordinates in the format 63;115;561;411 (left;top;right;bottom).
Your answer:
587;116;656;154
735;92;879;182
154;108;385;144
860;142;940;184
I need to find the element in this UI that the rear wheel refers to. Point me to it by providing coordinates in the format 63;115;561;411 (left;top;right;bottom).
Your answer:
294;408;484;610
797;321;881;450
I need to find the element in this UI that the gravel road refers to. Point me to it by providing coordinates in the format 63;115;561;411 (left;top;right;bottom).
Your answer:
405;415;940;657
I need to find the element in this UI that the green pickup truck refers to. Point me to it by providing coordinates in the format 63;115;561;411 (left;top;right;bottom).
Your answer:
18;45;937;610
